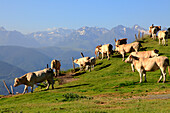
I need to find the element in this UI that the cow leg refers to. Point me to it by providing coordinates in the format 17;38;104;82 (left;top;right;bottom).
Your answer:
48;79;54;89
51;80;54;89
23;85;28;94
162;39;164;46
131;63;135;72
161;68;166;83
92;65;94;70
107;51;110;60
166;39;168;46
143;72;147;82
31;85;34;93
138;70;143;83
157;69;163;83
54;69;57;77
46;80;50;90
122;53;125;61
159;39;161;45
101;52;104;60
57;69;60;76
89;65;91;72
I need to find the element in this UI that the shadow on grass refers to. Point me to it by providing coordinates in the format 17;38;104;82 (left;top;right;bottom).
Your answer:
95;62;103;66
95;64;111;71
112;54;122;58
72;71;86;76
140;47;147;51
55;83;89;89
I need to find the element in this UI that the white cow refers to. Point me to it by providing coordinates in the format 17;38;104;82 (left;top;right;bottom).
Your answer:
125;55;170;83
14;68;54;94
158;30;168;46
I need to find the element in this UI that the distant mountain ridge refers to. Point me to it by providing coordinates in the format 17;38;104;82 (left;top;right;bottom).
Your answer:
0;25;148;49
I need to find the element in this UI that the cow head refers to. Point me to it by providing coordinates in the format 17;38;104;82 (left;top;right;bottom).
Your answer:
115;45;119;52
152;49;159;57
14;78;21;87
125;55;139;63
158;26;161;30
74;59;78;64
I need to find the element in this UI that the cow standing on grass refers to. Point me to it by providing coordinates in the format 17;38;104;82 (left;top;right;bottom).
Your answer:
149;24;161;39
158;30;168;46
74;57;90;71
51;60;61;77
74;57;96;72
14;68;54;94
95;44;113;60
115;42;141;61
129;49;159;72
125;55;170;83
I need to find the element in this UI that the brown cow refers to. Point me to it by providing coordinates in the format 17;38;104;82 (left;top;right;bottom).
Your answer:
114;38;127;46
95;44;113;60
158;30;168;46
129;49;159;72
51;60;61;76
149;24;161;39
115;42;141;61
125;55;170;83
14;68;54;94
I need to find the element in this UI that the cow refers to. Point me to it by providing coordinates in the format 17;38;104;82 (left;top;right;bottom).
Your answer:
115;42;141;61
128;49;159;72
149;25;161;39
13;68;54;94
86;57;96;72
74;57;91;71
51;59;61;77
114;38;127;46
125;55;170;83
158;30;168;46
95;44;113;60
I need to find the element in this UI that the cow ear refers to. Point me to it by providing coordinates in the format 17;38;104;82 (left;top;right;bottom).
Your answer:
154;49;159;53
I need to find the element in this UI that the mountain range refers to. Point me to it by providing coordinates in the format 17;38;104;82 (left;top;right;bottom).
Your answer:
0;24;148;95
0;24;148;49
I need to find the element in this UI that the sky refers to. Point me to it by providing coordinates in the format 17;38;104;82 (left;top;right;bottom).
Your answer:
0;0;170;34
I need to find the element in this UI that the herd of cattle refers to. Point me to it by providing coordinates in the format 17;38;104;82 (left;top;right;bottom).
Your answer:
13;24;170;94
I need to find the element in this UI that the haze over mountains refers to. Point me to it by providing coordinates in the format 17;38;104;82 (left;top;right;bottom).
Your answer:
0;24;148;95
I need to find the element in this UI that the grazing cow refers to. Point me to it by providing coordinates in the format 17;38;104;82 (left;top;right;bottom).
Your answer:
149;25;161;39
14;68;54;94
115;42;141;61
51;60;61;76
128;49;159;72
158;30;168;46
125;55;170;83
114;38;127;46
95;44;113;60
74;57;91;71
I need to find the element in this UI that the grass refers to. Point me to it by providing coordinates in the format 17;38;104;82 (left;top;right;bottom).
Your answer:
0;36;170;113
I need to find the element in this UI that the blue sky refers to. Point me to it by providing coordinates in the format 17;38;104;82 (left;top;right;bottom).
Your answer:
0;0;170;34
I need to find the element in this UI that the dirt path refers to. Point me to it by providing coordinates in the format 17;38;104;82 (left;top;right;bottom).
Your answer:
57;72;79;85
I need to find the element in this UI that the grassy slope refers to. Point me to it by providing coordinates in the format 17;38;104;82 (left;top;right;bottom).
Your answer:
0;36;170;113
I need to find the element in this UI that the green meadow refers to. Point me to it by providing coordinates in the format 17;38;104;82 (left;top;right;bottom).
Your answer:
0;36;170;113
